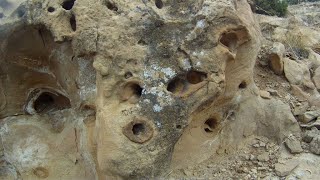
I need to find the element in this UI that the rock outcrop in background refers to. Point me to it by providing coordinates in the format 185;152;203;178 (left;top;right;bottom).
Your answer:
0;0;319;180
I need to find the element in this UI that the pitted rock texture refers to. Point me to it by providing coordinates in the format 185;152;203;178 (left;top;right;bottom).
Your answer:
0;0;306;180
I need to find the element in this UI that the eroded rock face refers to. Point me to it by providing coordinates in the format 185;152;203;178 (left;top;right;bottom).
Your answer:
0;0;302;179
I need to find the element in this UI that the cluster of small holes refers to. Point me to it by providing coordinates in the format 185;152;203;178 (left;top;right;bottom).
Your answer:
62;0;76;10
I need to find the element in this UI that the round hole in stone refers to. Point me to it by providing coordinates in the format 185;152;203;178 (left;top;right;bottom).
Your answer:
186;70;207;84
0;13;4;19
124;72;133;79
132;123;145;135
27;89;71;114
121;82;143;103
220;32;238;52
47;7;55;12
176;124;182;129
167;77;185;94
155;0;164;9
204;118;217;133
34;92;55;113
239;81;247;89
123;118;154;144
70;14;77;31
105;0;118;11
62;0;75;10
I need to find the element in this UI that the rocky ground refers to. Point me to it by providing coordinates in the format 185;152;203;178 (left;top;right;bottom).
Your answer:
170;2;320;180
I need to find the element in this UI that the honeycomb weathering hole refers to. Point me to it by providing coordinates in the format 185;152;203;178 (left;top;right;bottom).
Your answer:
26;89;71;114
104;0;118;11
204;118;217;133
123;119;154;144
167;70;207;95
239;81;247;89
220;32;238;52
120;82;143;103
155;0;164;9
186;71;207;84
167;77;185;94
47;7;55;13
132;123;145;135
34;93;55;113
62;0;76;10
124;72;133;79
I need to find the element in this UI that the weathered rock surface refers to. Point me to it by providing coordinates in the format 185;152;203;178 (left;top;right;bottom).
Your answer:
269;42;285;75
310;136;320;155
0;0;314;180
314;67;320;90
284;58;314;89
284;136;303;154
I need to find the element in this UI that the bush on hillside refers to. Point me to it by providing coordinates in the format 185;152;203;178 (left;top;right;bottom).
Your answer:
253;0;288;17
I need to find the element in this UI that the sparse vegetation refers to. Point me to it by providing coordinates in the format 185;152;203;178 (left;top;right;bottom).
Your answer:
284;33;309;60
253;0;288;17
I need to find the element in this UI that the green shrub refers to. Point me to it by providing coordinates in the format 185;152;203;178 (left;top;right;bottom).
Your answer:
254;0;288;17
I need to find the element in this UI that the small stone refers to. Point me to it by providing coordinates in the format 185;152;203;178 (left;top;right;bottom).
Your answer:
251;168;257;174
310;136;320;155
249;154;256;161
260;90;271;99
299;110;320;124
266;89;279;96
284;136;303;154
293;103;309;116
303;127;319;143
183;169;193;176
259;141;266;147
274;162;298;177
257;152;270;162
253;143;260;148
258;167;268;171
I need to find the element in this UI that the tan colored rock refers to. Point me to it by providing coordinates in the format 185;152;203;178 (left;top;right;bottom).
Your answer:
269;42;285;75
260;90;271;99
308;49;320;70
313;67;320;90
310;136;320;155
299;110;320;124
0;0;305;179
284;58;315;89
275;162;299;177
284;136;303;154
